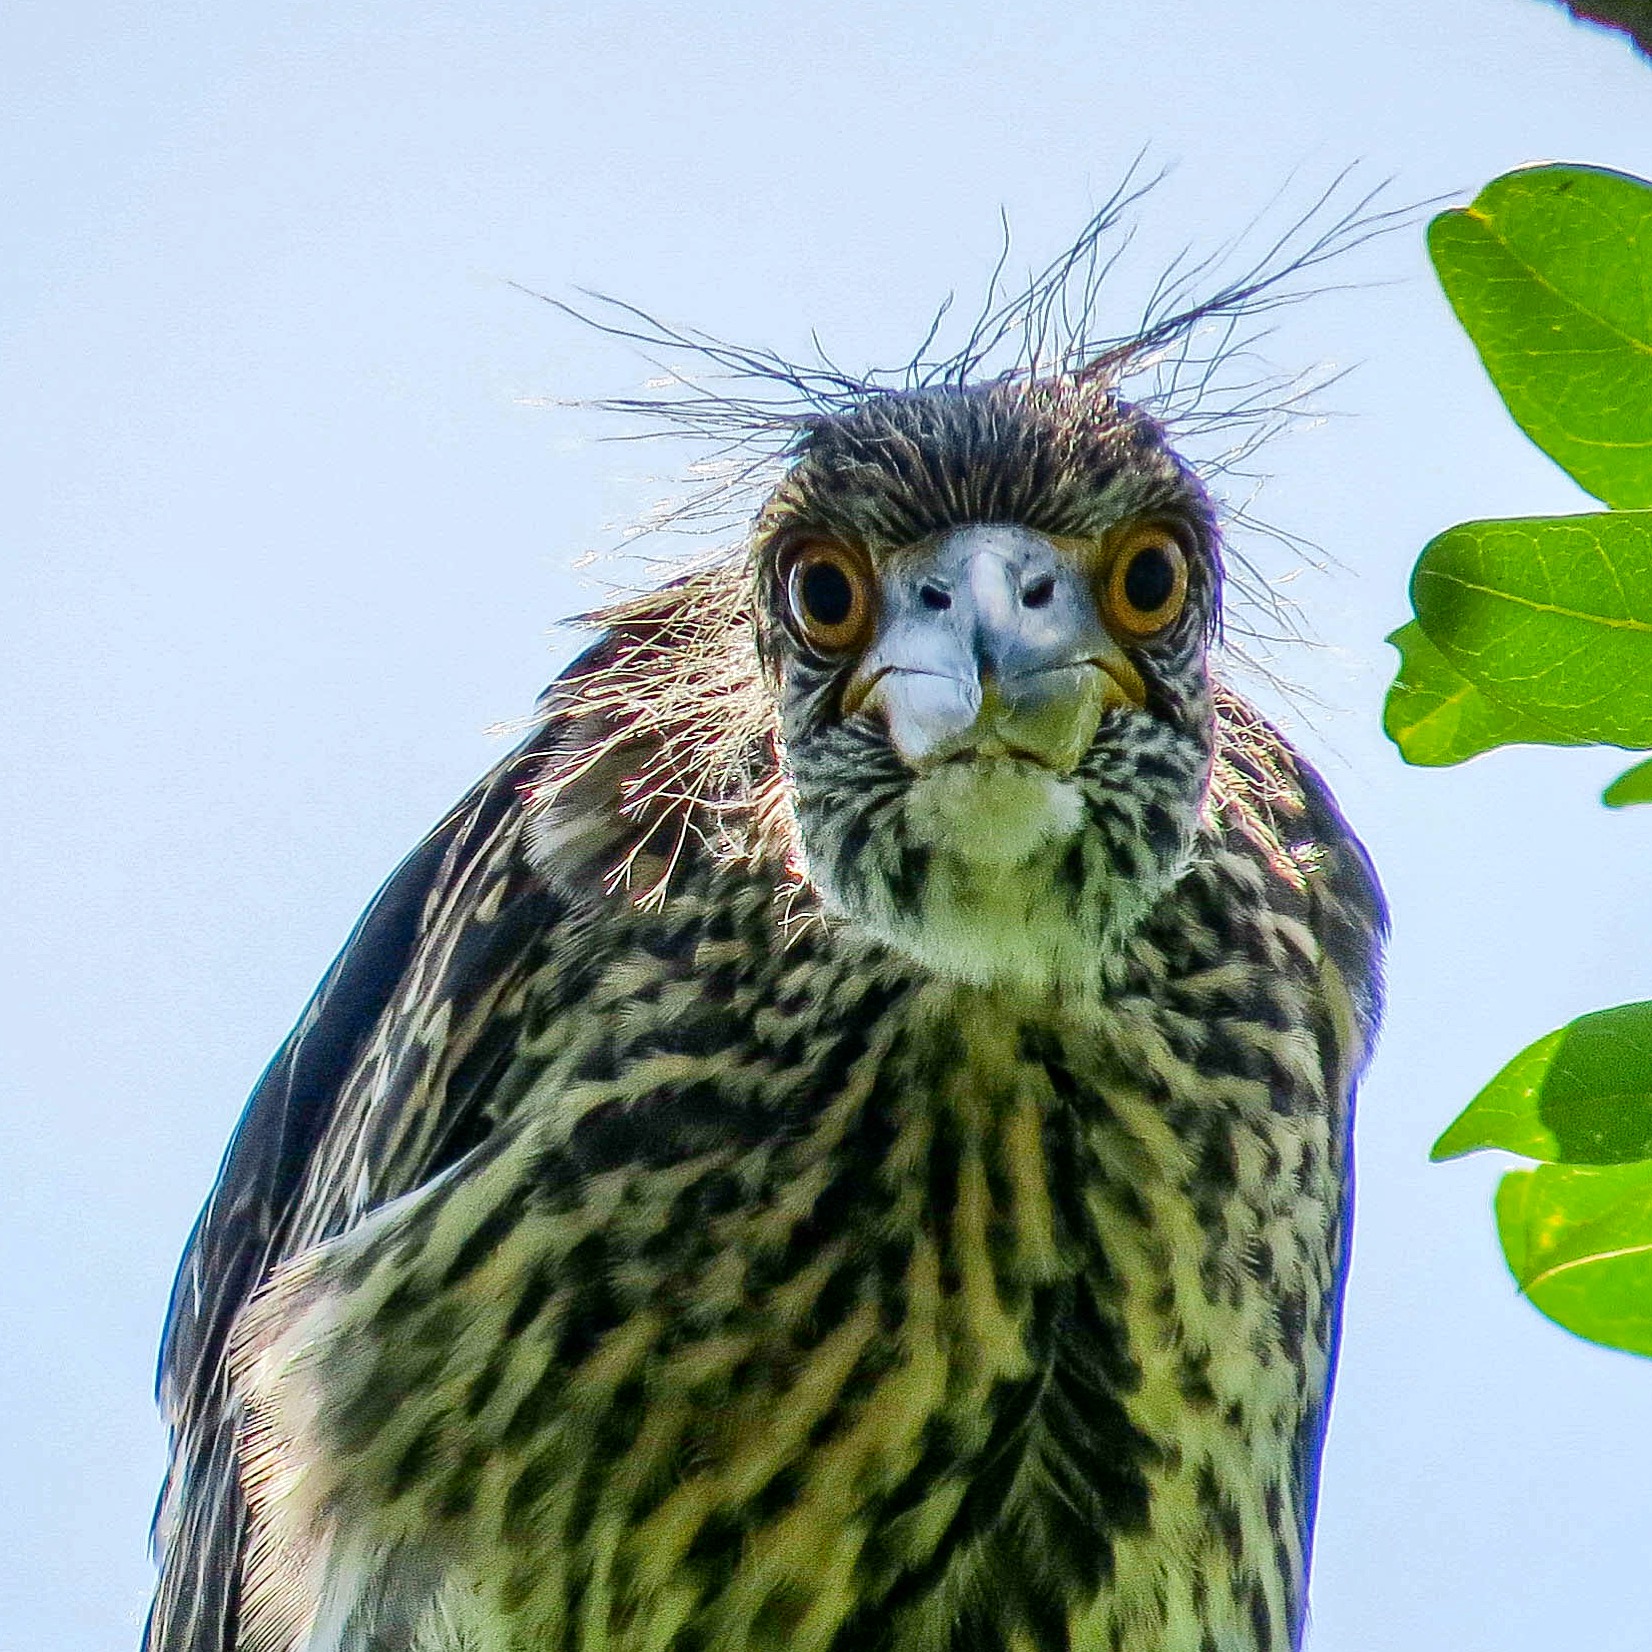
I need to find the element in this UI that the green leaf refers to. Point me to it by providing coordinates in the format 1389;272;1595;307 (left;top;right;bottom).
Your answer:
1603;754;1652;806
1382;621;1582;765
1433;1001;1652;1165
1434;1029;1569;1162
1428;164;1652;508
1496;1163;1652;1356
1408;512;1652;749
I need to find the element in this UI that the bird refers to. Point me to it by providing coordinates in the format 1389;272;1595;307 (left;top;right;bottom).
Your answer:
144;202;1387;1652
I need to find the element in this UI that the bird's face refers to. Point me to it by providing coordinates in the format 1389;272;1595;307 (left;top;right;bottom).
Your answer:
755;381;1220;991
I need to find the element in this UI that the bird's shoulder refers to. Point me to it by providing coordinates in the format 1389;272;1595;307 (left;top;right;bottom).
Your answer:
1195;682;1387;1083
148;579;783;1651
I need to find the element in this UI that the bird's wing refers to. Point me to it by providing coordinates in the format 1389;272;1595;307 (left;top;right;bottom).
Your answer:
145;717;563;1652
1294;748;1387;1568
1209;688;1388;1574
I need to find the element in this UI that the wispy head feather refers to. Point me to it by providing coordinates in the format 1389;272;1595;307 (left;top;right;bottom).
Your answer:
521;161;1407;479
519;163;1412;666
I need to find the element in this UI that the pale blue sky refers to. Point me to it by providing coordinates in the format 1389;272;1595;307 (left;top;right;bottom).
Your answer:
5;3;1652;1648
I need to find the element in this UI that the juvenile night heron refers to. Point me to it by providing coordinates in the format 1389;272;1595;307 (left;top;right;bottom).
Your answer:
145;199;1386;1652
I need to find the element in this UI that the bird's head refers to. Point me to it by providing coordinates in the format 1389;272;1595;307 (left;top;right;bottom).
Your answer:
523;185;1383;986
748;376;1220;989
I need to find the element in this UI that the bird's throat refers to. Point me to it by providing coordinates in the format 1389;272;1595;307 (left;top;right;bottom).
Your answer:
906;757;1087;865
840;760;1131;993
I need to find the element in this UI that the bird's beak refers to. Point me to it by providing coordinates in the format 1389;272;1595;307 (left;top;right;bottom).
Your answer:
843;523;1145;774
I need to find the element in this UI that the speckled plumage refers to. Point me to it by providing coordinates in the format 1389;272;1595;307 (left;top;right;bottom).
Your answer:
147;353;1384;1652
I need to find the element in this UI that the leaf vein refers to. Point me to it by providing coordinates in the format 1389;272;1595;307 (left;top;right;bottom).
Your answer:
1423;572;1652;633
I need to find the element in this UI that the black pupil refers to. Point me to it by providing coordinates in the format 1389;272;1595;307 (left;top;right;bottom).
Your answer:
800;560;855;629
1122;545;1176;614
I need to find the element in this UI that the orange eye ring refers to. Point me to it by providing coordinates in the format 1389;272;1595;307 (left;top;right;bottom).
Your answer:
1103;525;1189;638
786;543;876;654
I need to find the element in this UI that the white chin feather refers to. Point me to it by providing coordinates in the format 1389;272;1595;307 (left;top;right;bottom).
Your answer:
904;759;1086;864
853;759;1119;993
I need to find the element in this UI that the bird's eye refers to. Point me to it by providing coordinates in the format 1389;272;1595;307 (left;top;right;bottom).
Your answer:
786;544;875;653
1103;526;1189;638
